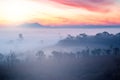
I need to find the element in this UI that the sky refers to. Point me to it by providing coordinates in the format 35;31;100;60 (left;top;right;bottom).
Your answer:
0;0;120;26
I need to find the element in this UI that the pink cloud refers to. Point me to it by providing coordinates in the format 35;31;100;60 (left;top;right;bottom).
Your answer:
51;0;115;12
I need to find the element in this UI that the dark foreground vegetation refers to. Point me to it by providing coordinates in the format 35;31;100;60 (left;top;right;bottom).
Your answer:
0;48;120;80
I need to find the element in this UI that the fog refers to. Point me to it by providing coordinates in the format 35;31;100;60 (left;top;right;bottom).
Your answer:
0;27;120;80
0;27;120;54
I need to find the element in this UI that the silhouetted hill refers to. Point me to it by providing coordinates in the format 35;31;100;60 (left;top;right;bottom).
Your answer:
19;23;48;28
18;23;120;29
53;24;120;29
56;32;120;48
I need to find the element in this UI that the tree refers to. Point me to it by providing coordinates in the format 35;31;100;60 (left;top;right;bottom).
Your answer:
91;49;102;56
36;50;45;60
79;33;87;38
0;53;4;64
66;34;74;40
18;33;24;41
113;48;120;55
6;51;18;66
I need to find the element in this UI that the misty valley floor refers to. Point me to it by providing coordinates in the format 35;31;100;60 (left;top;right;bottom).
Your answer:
0;55;120;80
0;32;120;80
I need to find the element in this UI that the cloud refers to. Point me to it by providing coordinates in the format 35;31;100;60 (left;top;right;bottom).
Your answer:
51;0;115;12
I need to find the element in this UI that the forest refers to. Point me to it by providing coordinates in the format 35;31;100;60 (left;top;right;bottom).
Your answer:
0;32;120;80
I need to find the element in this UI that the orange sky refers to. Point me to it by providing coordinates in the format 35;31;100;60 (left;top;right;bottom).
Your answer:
0;0;120;26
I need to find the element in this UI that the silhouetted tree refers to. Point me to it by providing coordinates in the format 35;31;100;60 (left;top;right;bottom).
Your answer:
0;53;4;60
18;33;24;40
79;33;87;38
0;53;4;64
36;50;45;60
81;50;89;56
66;34;74;40
91;49;102;56
105;49;111;55
76;51;81;59
6;51;18;66
113;48;120;55
52;51;62;59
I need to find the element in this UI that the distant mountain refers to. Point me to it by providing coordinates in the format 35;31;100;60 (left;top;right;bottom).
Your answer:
53;24;120;29
18;23;120;29
19;23;48;28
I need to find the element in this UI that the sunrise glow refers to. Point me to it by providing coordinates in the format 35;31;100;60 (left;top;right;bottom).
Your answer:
0;0;120;26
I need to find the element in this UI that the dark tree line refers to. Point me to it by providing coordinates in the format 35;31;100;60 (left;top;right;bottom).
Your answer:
0;48;120;80
57;32;120;47
0;46;120;65
51;47;120;59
